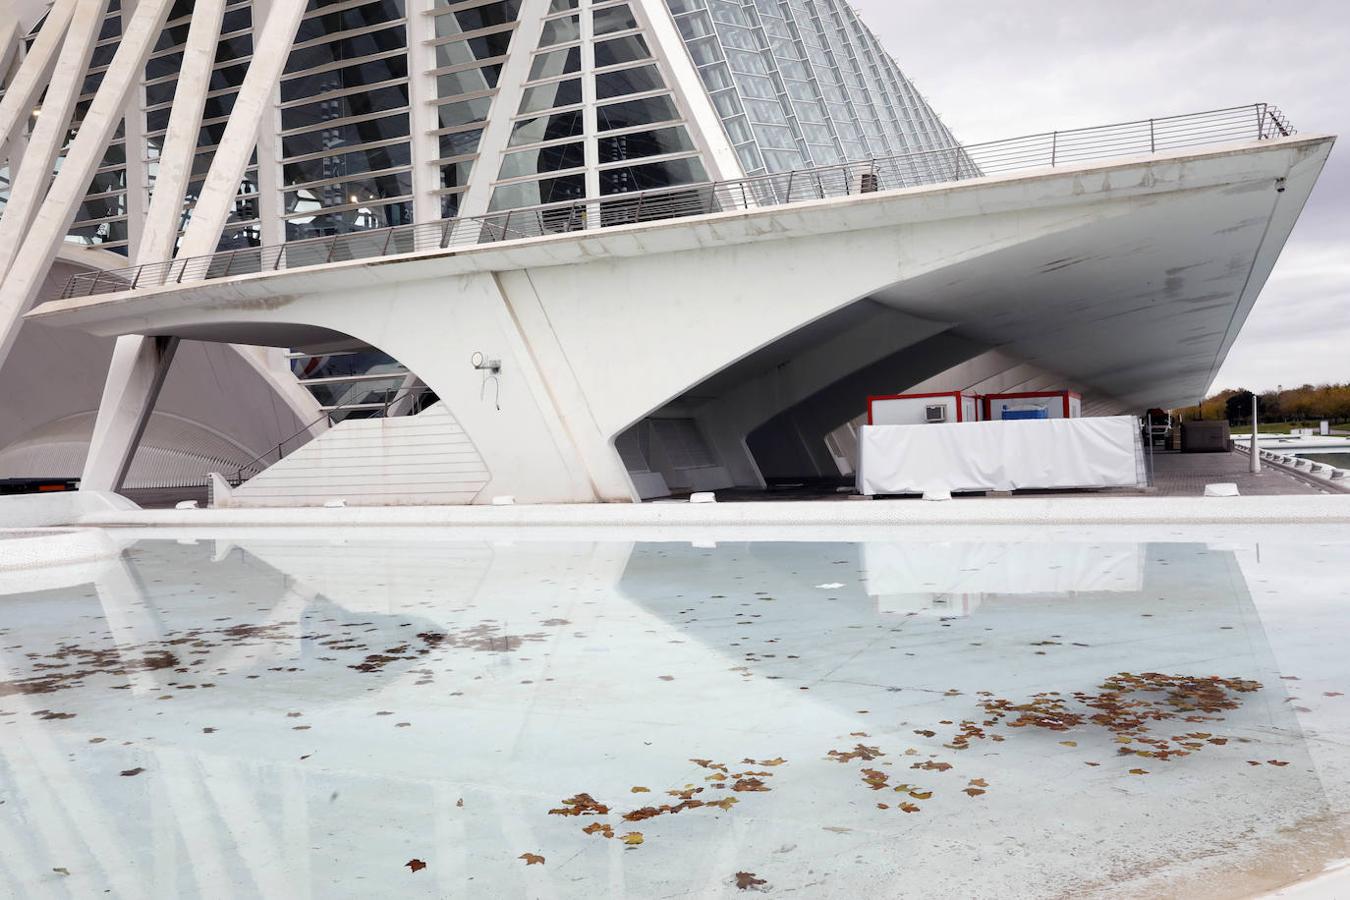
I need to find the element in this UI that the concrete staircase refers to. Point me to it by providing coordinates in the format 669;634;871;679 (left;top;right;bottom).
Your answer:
213;403;490;507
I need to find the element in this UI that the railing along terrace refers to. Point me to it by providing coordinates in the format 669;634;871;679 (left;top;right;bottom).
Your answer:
59;104;1294;301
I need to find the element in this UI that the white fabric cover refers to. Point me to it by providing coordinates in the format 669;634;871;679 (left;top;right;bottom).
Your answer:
857;416;1142;495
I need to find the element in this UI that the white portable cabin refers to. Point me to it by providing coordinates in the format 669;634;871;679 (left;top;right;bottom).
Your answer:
867;391;981;426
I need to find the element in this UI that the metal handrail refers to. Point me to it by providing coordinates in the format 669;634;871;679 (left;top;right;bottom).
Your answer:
229;384;438;485
56;103;1296;302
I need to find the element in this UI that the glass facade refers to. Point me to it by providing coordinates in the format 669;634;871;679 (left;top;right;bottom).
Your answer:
489;0;708;213
280;0;413;242
664;0;960;177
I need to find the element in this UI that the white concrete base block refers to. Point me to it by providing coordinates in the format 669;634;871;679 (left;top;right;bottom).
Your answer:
323;499;348;508
689;492;717;504
923;489;954;502
174;500;199;510
0;490;140;528
491;496;516;506
1205;483;1241;497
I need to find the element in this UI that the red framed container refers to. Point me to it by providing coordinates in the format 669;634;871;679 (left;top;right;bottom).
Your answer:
982;391;1082;421
867;391;981;426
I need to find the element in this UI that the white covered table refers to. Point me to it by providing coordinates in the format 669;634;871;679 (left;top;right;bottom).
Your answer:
857;416;1143;496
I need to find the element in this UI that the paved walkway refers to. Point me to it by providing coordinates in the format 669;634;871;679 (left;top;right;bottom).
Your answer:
1148;449;1327;497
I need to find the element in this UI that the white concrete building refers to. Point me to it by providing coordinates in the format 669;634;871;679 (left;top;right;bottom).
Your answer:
0;0;1335;505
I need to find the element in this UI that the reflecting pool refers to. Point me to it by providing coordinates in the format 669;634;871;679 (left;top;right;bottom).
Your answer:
0;528;1347;898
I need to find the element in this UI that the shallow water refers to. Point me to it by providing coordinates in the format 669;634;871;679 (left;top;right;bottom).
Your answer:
1297;452;1350;470
0;529;1347;898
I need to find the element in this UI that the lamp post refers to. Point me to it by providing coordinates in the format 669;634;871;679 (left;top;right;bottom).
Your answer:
1250;393;1261;474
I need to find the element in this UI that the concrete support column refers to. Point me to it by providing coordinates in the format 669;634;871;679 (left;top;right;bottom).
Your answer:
81;335;181;492
0;0;75;171
405;0;441;228
455;0;550;218
0;0;107;283
138;0;228;265
176;0;307;260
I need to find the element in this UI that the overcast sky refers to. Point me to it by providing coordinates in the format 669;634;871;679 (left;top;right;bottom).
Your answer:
859;0;1348;394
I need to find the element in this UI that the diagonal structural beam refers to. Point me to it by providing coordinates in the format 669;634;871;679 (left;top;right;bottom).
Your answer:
176;0;308;261
138;0;228;265
81;0;228;493
0;0;177;369
83;0;322;493
0;0;75;171
0;17;20;85
0;0;104;283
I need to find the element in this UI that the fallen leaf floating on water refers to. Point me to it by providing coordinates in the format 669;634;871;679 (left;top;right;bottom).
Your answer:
519;853;545;866
960;672;1263;762
908;790;933;800
120;768;145;777
968;778;988;788
621;832;644;846
963;787;986;797
827;744;883;763
456;798;464;808
548;793;610;817
1059;741;1077;748
52;868;70;877
735;871;767;890
405;859;426;873
860;768;889;790
631;786;650;793
898;802;921;813
757;757;787;767
911;761;952;772
732;777;770;792
1128;769;1149;776
913;730;936;738
1326;692;1344;697
1267;760;1290;767
582;823;615;839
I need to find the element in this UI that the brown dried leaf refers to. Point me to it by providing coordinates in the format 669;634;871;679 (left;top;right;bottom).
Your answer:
405;859;426;873
120;767;145;777
968;778;988;787
1128;768;1149;775
582;823;614;839
963;787;986;797
1267;760;1290;767
898;802;920;813
735;871;767;890
519;853;545;866
631;786;650;793
621;832;644;846
732;777;770;792
1059;741;1077;747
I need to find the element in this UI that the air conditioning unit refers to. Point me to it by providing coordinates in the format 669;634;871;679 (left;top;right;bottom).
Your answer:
925;404;948;423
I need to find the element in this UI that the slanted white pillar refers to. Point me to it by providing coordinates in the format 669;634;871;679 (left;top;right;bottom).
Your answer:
0;0;177;373
82;0;326;493
175;0;307;260
81;336;180;492
455;0;550;218
0;0;75;170
138;0;227;265
0;0;105;283
0;18;20;85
